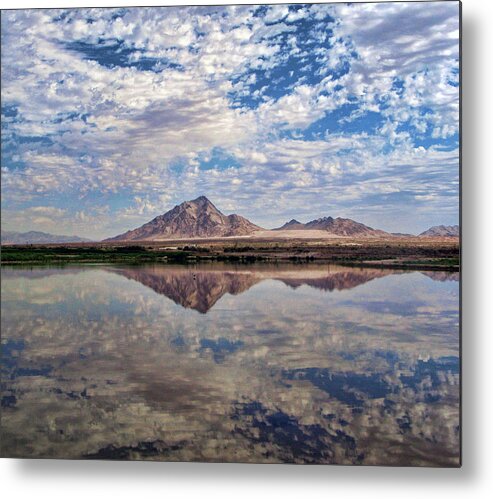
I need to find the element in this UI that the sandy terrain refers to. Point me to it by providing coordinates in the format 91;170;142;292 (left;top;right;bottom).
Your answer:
249;229;342;239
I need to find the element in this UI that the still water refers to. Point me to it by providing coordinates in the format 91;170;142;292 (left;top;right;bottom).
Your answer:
1;264;460;466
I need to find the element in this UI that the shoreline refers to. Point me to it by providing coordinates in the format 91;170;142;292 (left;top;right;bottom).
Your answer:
0;239;460;271
0;261;459;271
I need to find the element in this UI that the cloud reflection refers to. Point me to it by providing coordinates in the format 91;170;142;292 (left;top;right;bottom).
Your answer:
1;264;459;465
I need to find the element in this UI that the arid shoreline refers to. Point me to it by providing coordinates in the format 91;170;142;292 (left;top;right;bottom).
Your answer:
1;236;460;270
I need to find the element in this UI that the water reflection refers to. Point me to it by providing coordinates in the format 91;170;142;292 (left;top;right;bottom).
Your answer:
1;264;460;466
109;264;399;313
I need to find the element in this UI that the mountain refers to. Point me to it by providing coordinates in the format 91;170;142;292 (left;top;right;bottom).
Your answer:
419;225;459;237
1;231;91;245
106;196;263;241
274;216;388;237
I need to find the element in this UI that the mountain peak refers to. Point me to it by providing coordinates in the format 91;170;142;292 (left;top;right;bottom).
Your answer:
190;195;212;204
106;197;262;241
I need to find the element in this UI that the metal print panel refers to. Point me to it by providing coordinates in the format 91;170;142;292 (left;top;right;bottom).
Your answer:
0;2;461;466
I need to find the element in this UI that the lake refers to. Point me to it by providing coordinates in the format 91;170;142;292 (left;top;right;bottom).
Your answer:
0;263;460;466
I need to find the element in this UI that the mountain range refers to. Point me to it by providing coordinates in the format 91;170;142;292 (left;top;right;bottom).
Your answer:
1;231;91;245
273;217;388;237
2;198;459;244
106;196;395;241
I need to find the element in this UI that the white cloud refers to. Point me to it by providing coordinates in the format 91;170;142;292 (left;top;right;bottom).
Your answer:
1;3;460;237
328;1;460;136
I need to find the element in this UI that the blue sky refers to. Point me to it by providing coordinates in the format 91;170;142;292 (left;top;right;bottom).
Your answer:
1;2;460;239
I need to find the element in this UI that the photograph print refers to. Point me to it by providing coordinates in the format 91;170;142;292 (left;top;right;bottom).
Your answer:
0;1;460;466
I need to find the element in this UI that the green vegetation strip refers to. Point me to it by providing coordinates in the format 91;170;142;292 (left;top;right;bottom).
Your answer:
0;246;459;270
1;246;189;264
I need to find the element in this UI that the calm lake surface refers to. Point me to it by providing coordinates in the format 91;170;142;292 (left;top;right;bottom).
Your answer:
1;263;460;466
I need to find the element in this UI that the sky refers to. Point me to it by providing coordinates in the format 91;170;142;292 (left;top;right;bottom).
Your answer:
0;1;460;239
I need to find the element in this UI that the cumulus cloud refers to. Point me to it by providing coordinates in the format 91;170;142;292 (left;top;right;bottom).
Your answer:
328;1;459;137
0;3;460;238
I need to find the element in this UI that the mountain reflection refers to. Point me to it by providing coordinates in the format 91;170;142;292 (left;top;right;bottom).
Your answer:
110;266;261;313
109;264;400;313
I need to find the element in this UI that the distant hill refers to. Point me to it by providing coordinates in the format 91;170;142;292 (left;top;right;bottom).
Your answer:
391;232;415;237
105;196;263;241
419;225;459;237
1;231;91;245
274;216;389;237
276;219;305;230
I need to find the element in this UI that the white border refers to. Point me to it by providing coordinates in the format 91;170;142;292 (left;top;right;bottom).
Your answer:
2;0;492;497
